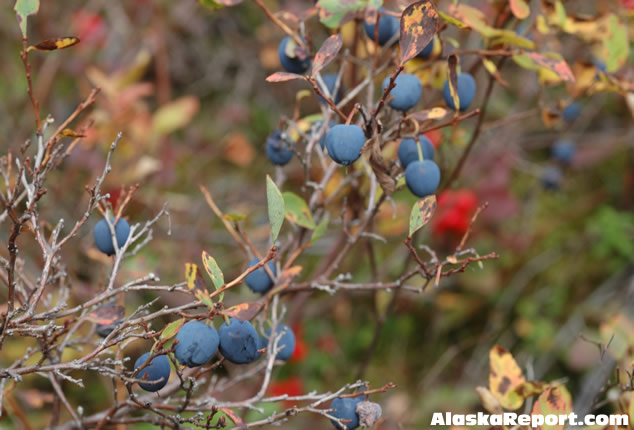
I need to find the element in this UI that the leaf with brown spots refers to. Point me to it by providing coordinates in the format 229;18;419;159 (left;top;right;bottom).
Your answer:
27;36;80;52
60;129;86;138
409;195;437;237
399;1;438;65
221;301;264;321
312;34;342;77
185;263;209;297
489;345;526;410
409;107;448;122
526;52;575;83
531;385;573;430
87;304;124;325
266;72;306;83
447;54;460;112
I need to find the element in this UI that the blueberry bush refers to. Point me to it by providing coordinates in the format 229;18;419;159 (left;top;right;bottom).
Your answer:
0;0;633;428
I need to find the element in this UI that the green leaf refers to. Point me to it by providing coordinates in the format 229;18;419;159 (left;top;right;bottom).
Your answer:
199;0;224;10
161;319;185;341
151;96;200;138
438;10;468;29
201;251;225;302
318;0;365;29
282;192;315;229
490;30;535;49
310;214;329;244
14;0;40;37
224;213;246;222
409;195;437;237
195;290;215;311
266;175;285;242
602;15;629;73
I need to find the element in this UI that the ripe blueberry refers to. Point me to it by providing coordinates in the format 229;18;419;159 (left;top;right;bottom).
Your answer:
416;39;434;59
174;321;219;367
363;9;399;46
541;165;564;191
264;324;296;361
134;352;170;392
443;73;476;111
266;130;294;166
382;74;422;112
551;139;575;165
218;318;260;364
278;36;311;74
405;160;441;197
245;258;277;294
562;101;581;123
325;124;366;166
318;74;343;105
329;396;365;429
94;217;130;256
398;135;435;168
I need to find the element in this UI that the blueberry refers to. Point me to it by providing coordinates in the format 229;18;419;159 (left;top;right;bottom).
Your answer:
405;160;441;197
174;321;219;368
416;39;434;59
541;165;564;191
329;396;364;429
265;324;296;361
134;352;170;392
398;135;435;168
325;124;366;166
96;321;120;338
245;257;277;294
443;73;476;111
551;139;575;165
218;318;260;364
94;217;130;256
318;74;343;105
562;101;581;123
382;74;422;112
363;9;399;46
278;36;311;74
266;130;294;166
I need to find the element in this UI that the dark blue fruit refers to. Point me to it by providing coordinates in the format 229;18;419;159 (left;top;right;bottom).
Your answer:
245;257;277;294
363;9;399;46
266;130;294;166
398;135;434;168
541;165;563;191
94;217;130;256
329;396;364;429
318;74;343;105
278;36;311;74
218;318;260;364
416;39;434;59
265;324;296;361
551;139;575;165
382;74;422;112
325;124;366;166
443;73;476;111
174;321;219;367
134;352;170;392
405;160;441;197
562;102;581;123
96;321;120;338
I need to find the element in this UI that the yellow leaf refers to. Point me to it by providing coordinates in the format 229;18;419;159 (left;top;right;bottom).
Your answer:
27;36;80;52
151;96;200;138
489;345;526;410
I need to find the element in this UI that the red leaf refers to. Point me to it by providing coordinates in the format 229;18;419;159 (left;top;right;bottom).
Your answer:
266;72;306;82
221;301;264;321
526;52;575;83
87;304;124;325
399;1;439;65
312;34;343;77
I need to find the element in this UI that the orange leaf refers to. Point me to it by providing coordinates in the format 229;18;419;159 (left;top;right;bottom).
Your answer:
531;385;573;430
87;304;124;325
221;301;264;321
266;72;306;82
509;0;530;20
526;52;575;83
